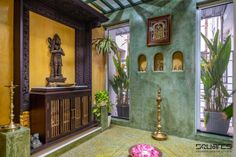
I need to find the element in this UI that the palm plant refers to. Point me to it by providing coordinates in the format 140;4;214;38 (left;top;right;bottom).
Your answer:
109;52;129;106
201;30;233;134
93;37;118;55
201;30;231;112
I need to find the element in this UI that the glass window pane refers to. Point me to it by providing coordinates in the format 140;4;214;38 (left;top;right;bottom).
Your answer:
106;0;120;9
199;3;234;135
119;0;130;6
94;0;111;12
107;24;130;119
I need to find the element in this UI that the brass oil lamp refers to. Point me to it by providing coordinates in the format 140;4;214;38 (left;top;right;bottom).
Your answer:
152;89;167;140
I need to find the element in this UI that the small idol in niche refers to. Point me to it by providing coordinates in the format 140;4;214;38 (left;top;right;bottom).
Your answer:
138;55;147;72
155;60;163;71
172;52;183;71
172;59;183;71
139;62;147;71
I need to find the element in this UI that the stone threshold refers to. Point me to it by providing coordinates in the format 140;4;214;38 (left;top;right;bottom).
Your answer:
31;126;102;157
194;131;233;144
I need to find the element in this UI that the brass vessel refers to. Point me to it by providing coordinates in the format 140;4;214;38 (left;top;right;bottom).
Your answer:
20;111;30;127
152;89;167;141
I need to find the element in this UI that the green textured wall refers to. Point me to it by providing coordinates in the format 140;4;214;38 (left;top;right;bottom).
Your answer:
105;0;196;138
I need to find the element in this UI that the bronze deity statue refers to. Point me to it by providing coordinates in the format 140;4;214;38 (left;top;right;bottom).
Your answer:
46;34;66;85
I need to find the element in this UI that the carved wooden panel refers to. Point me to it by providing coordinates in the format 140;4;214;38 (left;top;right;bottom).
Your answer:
30;89;92;144
74;97;82;128
60;99;71;133
51;100;60;138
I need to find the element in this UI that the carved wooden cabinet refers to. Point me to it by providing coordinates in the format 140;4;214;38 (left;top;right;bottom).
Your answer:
30;87;93;144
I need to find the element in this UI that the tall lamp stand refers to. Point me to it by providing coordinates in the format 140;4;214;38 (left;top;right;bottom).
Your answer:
0;81;20;132
152;89;167;141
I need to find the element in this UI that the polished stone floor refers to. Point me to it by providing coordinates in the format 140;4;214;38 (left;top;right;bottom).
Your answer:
59;125;231;157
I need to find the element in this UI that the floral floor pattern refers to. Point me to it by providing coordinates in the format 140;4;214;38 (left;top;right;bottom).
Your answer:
59;125;231;157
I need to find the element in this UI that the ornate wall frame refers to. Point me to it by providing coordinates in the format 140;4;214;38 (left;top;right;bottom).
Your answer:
147;14;171;46
13;0;108;122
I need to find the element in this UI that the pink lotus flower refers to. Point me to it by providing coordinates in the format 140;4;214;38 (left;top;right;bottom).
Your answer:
130;144;161;157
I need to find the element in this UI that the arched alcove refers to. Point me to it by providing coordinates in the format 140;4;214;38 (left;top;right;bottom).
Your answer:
138;54;147;72
172;51;184;71
154;53;164;71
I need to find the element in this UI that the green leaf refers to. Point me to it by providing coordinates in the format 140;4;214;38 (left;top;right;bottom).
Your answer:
92;37;119;55
223;104;233;120
201;32;215;56
204;111;209;127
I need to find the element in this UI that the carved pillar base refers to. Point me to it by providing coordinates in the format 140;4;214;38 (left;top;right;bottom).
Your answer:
101;106;108;131
46;76;66;86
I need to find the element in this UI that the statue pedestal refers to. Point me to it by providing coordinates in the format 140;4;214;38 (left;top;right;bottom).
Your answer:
101;106;108;131
0;127;30;157
46;76;66;83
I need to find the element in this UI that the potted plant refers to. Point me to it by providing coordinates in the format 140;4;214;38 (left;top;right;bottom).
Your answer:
109;52;130;119
93;36;130;119
201;30;232;134
92;91;112;127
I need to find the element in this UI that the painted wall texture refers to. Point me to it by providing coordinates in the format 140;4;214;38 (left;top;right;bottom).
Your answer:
0;0;13;125
29;12;75;88
106;0;196;137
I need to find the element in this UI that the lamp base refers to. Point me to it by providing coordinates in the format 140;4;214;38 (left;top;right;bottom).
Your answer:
0;123;20;132
152;131;167;141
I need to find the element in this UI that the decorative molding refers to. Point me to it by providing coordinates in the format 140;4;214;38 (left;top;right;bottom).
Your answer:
24;0;82;29
22;7;30;111
85;24;92;89
77;29;85;85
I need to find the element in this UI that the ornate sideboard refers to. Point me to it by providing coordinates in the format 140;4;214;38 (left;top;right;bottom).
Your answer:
30;87;93;144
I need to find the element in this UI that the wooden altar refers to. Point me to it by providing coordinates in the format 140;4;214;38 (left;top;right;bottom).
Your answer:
30;86;92;144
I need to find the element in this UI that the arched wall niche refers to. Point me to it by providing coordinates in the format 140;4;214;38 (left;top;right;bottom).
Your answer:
138;54;147;72
154;53;164;71
172;51;184;71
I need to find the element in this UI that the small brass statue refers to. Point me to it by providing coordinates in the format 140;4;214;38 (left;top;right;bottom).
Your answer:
46;34;66;85
152;89;167;141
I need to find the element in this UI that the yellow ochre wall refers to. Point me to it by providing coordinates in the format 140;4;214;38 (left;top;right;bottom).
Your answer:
0;0;13;125
92;27;106;102
29;12;75;88
0;1;106;124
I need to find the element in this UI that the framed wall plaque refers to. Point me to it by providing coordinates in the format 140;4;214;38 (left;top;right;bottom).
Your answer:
147;15;171;46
